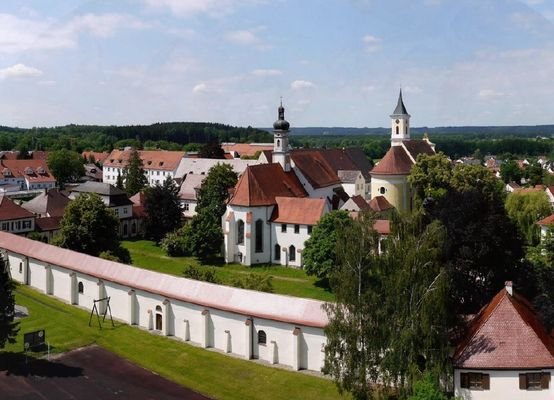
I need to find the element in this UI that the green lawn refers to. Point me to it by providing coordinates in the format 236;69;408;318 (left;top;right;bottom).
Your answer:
122;240;334;302
5;285;347;400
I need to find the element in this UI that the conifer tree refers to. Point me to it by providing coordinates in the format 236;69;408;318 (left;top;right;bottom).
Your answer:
124;148;147;196
0;257;19;348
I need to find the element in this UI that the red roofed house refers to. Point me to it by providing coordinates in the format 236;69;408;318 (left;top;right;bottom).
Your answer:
537;213;554;241
0;159;56;191
0;195;35;234
370;90;435;213
453;282;554;399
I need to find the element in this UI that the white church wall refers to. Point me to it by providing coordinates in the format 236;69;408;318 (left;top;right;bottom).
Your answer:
271;223;311;267
2;239;327;373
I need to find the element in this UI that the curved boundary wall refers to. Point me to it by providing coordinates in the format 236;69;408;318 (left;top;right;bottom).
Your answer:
0;232;327;371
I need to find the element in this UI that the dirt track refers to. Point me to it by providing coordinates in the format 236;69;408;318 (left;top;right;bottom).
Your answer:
0;345;210;399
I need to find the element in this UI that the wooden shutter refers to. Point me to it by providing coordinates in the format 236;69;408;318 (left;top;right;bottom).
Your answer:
482;374;490;390
460;373;469;389
542;372;551;389
519;373;527;390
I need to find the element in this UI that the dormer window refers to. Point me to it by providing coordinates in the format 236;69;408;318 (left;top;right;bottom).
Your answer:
159;161;164;166
37;167;46;174
24;167;34;175
2;168;11;177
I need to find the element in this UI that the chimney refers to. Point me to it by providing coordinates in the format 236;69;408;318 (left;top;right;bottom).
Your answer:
505;281;513;296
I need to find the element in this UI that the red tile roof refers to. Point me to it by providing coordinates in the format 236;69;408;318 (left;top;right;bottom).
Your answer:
453;285;554;369
368;195;394;212
0;159;54;182
291;150;341;189
35;216;62;232
104;150;185;171
0;195;34;221
270;197;326;225
350;195;370;210
0;231;328;328
370;146;414;175
82;151;110;164
229;164;306;206
537;214;554;226
401;139;435;159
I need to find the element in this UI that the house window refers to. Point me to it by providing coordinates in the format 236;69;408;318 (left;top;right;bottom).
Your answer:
237;220;245;245
274;244;281;261
255;219;263;253
23;220;31;229
19;262;22;273
281;224;286;232
294;224;300;234
258;330;267;345
520;372;550;390
1;222;8;231
308;225;313;234
78;282;84;294
123;208;128;214
183;203;189;211
289;245;296;262
460;373;490;390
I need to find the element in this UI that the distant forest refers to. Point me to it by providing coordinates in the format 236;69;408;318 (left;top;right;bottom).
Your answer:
1;122;554;161
0;122;272;154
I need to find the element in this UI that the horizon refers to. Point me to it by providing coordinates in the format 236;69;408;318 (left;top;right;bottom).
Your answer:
0;1;553;128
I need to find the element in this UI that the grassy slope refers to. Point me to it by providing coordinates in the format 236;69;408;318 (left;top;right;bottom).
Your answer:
122;240;334;302
5;285;346;400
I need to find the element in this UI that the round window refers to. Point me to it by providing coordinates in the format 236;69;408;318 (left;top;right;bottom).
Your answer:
379;187;386;195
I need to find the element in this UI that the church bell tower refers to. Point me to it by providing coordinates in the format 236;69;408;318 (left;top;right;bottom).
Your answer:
272;100;291;172
390;89;411;146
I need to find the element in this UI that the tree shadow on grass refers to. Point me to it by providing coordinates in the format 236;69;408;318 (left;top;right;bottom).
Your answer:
0;352;83;378
314;277;332;292
198;256;225;266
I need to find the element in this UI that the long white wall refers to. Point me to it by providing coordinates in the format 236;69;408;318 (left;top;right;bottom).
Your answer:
2;232;327;372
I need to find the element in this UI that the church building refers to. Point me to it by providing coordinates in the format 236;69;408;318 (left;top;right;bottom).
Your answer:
370;90;435;213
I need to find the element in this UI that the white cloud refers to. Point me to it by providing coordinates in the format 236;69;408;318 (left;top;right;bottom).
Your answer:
142;0;265;17
251;69;282;77
478;89;506;99
192;83;208;93
0;64;43;79
291;80;315;90
0;13;147;54
226;29;261;45
362;34;382;53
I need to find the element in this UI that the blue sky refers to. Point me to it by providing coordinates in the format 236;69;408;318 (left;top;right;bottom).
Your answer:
0;0;553;128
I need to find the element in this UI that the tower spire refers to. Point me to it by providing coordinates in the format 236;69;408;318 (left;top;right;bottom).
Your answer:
390;89;411;145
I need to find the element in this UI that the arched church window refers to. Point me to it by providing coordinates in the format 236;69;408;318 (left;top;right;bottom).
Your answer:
78;282;84;294
274;244;281;261
255;219;263;253
289;245;296;262
237;220;245;245
395;126;399;135
258;330;267;345
277;139;281;147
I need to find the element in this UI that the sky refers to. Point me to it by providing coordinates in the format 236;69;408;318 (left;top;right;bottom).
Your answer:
0;0;553;129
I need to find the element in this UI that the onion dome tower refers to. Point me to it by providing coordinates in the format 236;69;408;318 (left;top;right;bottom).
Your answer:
272;99;291;172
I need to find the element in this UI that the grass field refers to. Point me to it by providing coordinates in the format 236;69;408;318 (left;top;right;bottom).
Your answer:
122;240;334;302
5;285;347;400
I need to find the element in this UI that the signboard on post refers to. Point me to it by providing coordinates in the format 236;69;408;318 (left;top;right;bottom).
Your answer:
23;329;46;352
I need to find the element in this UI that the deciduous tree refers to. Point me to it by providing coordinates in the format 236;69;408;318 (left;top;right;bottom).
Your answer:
303;210;353;280
53;193;130;262
47;149;85;189
505;190;551;245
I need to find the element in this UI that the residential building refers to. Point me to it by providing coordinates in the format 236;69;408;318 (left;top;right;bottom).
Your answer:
370;90;435;213
0;159;56;191
69;182;141;238
221;143;274;159
0;195;35;234
21;188;70;241
103;150;185;186
341;194;370;212
453;282;554;399
178;174;205;219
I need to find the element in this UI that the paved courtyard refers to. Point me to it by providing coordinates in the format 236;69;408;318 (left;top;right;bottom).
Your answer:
0;345;210;399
